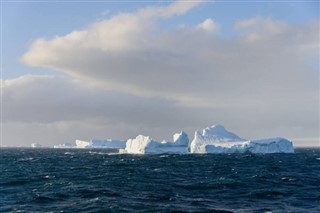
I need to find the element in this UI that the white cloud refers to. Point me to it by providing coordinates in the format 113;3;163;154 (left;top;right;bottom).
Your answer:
20;13;318;99
138;0;203;18
235;16;288;32
196;18;220;33
12;1;320;146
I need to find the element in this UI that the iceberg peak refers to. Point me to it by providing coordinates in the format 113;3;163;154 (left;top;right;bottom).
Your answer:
202;124;245;141
173;131;189;146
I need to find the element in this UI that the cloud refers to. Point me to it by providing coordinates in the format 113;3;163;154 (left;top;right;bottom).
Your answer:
21;13;318;94
196;18;220;33
2;74;318;146
2;74;211;145
138;0;203;18
13;1;320;146
21;1;203;58
235;16;289;32
2;75;187;125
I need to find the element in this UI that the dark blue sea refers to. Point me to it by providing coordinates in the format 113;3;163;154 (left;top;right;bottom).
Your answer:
1;148;319;213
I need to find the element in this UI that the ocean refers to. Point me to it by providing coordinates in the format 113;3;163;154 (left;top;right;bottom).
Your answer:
1;148;319;212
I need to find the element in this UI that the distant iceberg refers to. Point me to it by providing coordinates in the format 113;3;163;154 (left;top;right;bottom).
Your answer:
53;143;74;148
190;125;294;153
124;131;189;154
31;143;42;148
53;139;126;149
75;139;126;149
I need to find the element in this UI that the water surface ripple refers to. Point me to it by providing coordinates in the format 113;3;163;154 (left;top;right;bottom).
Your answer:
1;148;319;212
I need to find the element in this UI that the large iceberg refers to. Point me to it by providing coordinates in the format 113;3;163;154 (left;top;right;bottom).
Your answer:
52;124;294;153
124;131;189;154
190;125;294;153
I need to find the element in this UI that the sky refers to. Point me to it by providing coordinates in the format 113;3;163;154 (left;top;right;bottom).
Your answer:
1;0;319;147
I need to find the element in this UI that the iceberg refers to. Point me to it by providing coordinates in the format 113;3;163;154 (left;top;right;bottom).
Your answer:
31;143;42;148
75;139;126;149
52;124;294;153
124;131;189;154
53;143;75;148
53;139;126;149
190;125;294;153
246;138;294;153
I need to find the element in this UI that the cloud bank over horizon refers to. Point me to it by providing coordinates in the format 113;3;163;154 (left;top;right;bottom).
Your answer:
2;1;319;146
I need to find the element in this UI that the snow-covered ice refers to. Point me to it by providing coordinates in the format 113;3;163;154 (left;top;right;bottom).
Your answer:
247;138;294;153
54;139;126;149
190;125;294;153
202;125;245;142
75;139;126;149
124;131;189;154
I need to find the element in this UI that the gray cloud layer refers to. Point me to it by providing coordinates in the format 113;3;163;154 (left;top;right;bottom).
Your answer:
3;1;319;146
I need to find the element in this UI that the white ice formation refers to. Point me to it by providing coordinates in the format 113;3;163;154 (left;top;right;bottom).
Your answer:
53;139;126;149
53;143;74;148
31;143;42;148
75;139;126;149
124;131;189;154
52;125;294;154
190;125;294;153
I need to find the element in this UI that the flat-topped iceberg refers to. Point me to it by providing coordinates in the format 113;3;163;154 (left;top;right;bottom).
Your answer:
54;139;126;149
75;139;126;149
124;131;189;154
53;143;74;148
246;138;294;153
190;125;294;153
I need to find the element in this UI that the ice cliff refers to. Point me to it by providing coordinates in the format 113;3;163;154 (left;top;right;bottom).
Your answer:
124;131;189;154
190;125;294;153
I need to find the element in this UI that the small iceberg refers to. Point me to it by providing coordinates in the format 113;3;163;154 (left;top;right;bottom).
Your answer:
31;143;42;148
53;143;75;148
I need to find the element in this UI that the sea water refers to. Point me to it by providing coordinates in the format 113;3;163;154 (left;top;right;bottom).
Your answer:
1;148;319;212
